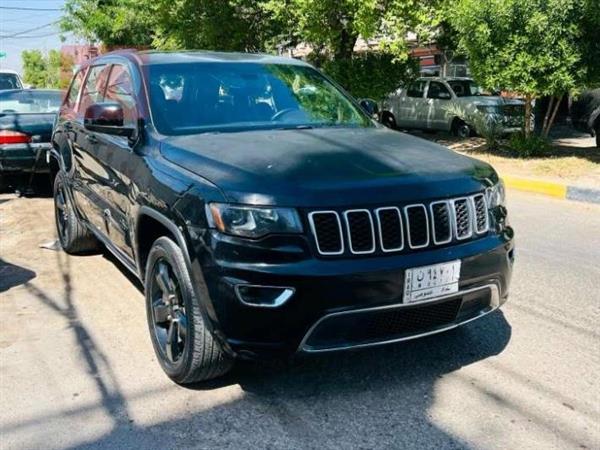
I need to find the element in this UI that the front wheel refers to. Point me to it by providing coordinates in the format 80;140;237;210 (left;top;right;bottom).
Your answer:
145;236;233;384
381;112;397;130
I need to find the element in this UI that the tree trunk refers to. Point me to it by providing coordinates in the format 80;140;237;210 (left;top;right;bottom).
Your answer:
543;94;563;138
524;94;533;137
541;96;555;134
333;28;358;62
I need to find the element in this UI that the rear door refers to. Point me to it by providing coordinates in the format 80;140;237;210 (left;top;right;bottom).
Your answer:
425;81;453;130
395;80;427;129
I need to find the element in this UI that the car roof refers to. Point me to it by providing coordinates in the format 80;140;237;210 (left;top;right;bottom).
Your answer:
85;49;311;68
418;77;473;82
0;69;20;75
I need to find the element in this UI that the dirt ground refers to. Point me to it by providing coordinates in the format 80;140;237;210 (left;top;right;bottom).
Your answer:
412;128;600;188
1;192;599;449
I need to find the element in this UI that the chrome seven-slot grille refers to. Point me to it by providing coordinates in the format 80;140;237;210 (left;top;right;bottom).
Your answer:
308;193;489;256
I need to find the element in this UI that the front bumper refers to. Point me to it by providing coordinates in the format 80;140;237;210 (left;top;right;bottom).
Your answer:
194;230;514;359
0;143;51;173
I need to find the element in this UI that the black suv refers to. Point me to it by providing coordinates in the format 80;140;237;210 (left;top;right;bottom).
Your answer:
51;51;514;384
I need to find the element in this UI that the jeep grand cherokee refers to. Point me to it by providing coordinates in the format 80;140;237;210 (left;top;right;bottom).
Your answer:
51;50;514;384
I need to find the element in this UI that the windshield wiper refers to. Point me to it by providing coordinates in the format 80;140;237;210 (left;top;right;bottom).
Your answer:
279;125;314;130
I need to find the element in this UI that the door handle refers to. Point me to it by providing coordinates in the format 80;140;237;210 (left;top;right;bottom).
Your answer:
86;134;98;144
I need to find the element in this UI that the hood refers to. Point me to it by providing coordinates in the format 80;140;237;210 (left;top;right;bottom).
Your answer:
160;127;498;207
457;96;524;106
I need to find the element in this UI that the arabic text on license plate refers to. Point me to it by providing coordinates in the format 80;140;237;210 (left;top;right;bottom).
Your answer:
403;260;461;304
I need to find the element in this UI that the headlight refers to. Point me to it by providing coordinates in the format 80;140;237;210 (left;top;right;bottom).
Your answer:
476;105;500;114
486;180;506;208
207;203;303;238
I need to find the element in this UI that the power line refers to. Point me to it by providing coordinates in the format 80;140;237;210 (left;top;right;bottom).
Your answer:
0;31;63;39
0;20;60;39
0;6;62;11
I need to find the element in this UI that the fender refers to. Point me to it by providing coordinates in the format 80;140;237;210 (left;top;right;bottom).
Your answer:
135;205;235;356
135;206;193;278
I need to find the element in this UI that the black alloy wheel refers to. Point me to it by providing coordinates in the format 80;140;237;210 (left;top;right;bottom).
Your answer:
54;181;70;245
149;258;189;365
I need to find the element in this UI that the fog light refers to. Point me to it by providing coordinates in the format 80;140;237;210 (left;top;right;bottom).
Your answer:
234;285;295;308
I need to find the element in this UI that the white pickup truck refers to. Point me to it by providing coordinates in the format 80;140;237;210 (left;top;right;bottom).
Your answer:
381;77;525;138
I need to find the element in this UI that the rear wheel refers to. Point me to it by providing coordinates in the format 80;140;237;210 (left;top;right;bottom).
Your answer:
145;236;233;384
53;172;99;254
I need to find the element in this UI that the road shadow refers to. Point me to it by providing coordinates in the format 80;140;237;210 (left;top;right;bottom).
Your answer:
63;311;511;449
0;258;36;293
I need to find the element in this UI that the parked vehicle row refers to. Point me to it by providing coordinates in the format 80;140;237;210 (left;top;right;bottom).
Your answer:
48;50;514;384
571;88;600;148
0;89;64;192
380;77;525;137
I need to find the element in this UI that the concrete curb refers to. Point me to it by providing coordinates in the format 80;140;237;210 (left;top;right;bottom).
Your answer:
502;175;600;204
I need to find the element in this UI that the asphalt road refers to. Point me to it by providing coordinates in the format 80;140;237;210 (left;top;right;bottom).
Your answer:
1;191;599;450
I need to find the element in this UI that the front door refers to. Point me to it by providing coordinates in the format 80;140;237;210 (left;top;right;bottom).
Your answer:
425;81;453;130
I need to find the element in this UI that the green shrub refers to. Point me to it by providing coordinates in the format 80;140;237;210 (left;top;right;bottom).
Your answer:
509;133;551;158
320;52;419;102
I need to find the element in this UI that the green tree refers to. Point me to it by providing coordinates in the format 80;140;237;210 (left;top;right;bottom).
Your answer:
21;50;48;88
61;0;157;48
451;0;594;137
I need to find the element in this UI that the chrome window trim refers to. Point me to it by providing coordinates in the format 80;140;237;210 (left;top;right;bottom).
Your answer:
470;193;489;234
403;204;430;249
429;200;453;245
375;206;404;252
308;211;345;255
298;283;501;353
451;197;473;240
343;209;376;254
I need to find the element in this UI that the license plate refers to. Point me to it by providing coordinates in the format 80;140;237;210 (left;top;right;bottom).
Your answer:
403;260;461;304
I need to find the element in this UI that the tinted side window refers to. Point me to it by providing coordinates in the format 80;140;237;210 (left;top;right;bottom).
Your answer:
427;81;452;100
79;65;111;114
406;81;427;98
105;65;137;128
64;70;85;110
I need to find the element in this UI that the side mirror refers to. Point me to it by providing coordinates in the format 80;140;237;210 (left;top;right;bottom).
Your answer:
359;98;380;119
438;92;451;100
84;103;135;138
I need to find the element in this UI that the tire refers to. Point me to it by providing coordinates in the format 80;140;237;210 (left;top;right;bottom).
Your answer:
595;121;599;148
381;112;397;130
145;236;233;384
452;118;472;138
53;172;100;254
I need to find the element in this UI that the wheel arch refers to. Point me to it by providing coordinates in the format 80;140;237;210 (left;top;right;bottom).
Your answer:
135;207;192;282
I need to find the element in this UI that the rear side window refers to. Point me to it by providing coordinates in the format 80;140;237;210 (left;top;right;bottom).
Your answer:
105;65;137;128
406;80;427;98
0;73;22;90
79;65;111;114
64;70;85;110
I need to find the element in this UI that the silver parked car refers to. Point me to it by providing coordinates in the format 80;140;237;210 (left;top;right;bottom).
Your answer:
381;77;525;137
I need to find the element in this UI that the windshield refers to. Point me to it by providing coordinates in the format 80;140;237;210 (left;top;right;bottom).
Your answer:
0;90;63;114
447;80;488;97
0;73;23;90
146;62;372;135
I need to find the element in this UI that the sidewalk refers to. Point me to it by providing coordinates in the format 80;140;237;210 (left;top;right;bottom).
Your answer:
411;128;600;204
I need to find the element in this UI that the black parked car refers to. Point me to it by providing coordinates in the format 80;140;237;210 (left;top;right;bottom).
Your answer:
51;51;514;384
571;88;600;147
0;89;64;192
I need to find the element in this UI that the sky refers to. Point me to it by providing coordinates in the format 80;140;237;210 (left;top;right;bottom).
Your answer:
0;0;76;73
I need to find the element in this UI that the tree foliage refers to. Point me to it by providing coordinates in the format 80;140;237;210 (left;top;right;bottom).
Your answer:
21;50;74;89
60;0;433;99
450;0;596;135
